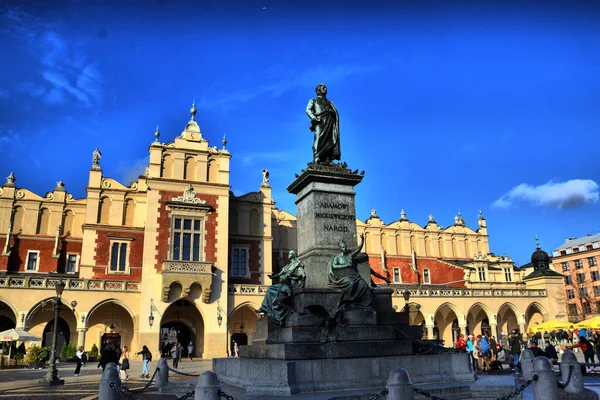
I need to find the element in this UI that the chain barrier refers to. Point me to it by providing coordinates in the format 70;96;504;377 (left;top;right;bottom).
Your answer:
169;366;202;377
176;390;195;400
218;390;236;400
412;376;537;400
130;366;159;393
557;364;574;389
367;388;388;400
109;381;139;400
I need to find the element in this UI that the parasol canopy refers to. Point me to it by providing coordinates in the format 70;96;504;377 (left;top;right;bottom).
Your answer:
573;316;600;330
0;328;43;342
529;320;572;333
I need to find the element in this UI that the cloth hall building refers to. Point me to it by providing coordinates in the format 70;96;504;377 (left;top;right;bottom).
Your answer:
0;105;567;358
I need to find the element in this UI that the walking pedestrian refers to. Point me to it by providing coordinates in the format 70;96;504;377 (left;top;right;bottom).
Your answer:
508;329;522;373
187;342;194;362
97;343;118;371
136;345;152;378
170;343;180;368
119;345;130;381
73;346;84;376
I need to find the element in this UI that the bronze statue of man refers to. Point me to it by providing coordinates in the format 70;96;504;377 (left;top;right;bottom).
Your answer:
305;84;341;164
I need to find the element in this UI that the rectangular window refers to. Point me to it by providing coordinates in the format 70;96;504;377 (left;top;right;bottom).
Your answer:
423;269;430;284
231;247;249;277
587;245;594;251
171;217;203;261
577;273;586;283
565;275;573;285
393;268;401;283
567;289;575;299
568;304;578;316
592;271;600;281
66;254;78;273
594;286;600;297
589;257;598;267
560;250;567;256
504;268;512;282
573;247;580;253
109;242;128;272
562;262;570;271
583;302;592;314
575;259;583;269
581;287;589;297
478;267;486;281
26;251;39;271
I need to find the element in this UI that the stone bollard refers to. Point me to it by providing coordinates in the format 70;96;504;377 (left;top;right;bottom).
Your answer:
532;356;558;400
386;368;414;400
99;362;121;400
195;371;222;400
520;349;535;381
560;350;584;394
155;358;169;389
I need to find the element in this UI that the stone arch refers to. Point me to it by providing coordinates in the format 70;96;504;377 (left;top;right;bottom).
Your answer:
63;209;75;235
228;303;260;356
364;232;372;253
26;297;79;350
184;157;197;181
381;232;388;253
162;154;174;178
207;159;218;182
166;282;184;303
37;208;50;235
160;299;205;358
86;299;137;354
424;236;430;256
122;198;135;226
97;196;111;224
0;298;18;330
433;302;463;344
229;207;238;234
467;302;494;337
12;206;24;233
525;302;548;331
497;302;521;337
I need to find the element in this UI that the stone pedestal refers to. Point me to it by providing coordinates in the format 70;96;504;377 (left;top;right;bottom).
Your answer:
287;163;366;288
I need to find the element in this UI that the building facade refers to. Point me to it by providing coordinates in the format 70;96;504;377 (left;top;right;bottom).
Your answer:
0;105;567;358
552;233;600;322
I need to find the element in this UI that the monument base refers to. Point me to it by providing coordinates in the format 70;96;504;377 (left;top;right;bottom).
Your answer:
213;353;475;396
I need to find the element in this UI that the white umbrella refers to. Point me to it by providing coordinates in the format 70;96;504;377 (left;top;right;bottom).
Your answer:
0;329;43;366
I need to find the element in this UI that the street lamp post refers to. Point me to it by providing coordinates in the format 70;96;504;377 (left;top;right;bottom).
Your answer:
39;280;66;386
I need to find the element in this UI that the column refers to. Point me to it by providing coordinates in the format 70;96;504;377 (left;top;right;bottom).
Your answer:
77;328;88;349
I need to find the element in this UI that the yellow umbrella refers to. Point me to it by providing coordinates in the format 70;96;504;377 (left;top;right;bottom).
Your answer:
529;320;572;332
573;316;600;329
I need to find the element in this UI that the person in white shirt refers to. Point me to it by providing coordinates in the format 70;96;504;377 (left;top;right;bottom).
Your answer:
74;346;84;376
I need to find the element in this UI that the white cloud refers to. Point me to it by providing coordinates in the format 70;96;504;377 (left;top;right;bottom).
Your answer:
2;6;104;107
492;179;600;209
119;157;148;184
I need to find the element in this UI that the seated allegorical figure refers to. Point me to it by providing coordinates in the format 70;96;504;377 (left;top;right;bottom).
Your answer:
257;250;305;324
327;234;375;311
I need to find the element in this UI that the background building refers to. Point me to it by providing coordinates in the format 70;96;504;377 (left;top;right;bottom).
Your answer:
552;233;600;322
0;105;567;358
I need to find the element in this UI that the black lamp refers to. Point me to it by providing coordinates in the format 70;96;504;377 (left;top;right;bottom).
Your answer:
217;313;223;327
149;311;155;327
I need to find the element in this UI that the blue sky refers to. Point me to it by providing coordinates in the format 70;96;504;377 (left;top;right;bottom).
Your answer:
1;0;599;266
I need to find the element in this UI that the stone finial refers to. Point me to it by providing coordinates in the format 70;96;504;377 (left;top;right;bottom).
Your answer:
56;181;65;188
154;125;160;143
92;148;102;169
535;235;540;249
371;209;377;217
222;133;227;150
478;209;484;220
400;209;407;221
5;172;16;185
190;100;197;121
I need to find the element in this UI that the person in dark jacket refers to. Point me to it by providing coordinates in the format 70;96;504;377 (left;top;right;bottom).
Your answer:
98;343;119;371
508;330;522;373
170;343;180;368
136;345;152;378
530;341;546;357
545;341;558;364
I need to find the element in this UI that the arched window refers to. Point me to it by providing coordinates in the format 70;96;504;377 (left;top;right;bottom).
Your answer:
37;208;50;235
184;157;196;181
207;159;218;183
63;210;74;235
123;199;135;226
161;154;173;178
97;197;111;224
12;206;24;233
381;233;387;253
364;232;372;253
229;208;238;234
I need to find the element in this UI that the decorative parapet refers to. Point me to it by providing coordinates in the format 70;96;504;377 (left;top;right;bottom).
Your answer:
226;284;546;298
0;276;140;292
161;260;214;303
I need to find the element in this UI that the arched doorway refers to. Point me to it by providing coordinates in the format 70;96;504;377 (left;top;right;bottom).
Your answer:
497;303;520;341
525;303;546;332
434;303;460;345
42;317;70;351
228;304;259;355
467;303;492;337
161;299;204;359
0;301;17;331
87;300;136;353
